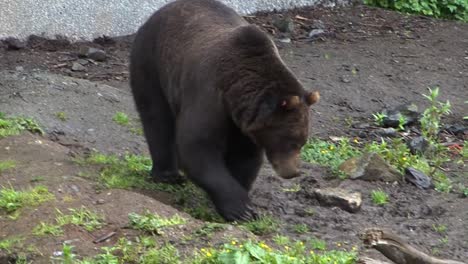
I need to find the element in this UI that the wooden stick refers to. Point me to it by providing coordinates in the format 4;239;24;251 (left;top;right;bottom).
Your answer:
360;228;465;264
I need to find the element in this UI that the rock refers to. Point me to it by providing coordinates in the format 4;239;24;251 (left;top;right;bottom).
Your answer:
15;66;24;72
308;29;326;39
96;199;106;204
340;75;351;83
3;37;26;50
339;152;403;182
272;15;294;33
78;46;107;61
314;188;362;213
311;19;325;30
408;136;429;154
444;124;467;136
71;62;86;72
405;167;433;189
375;127;398;137
352;123;371;129
382;103;420;128
278;38;291;43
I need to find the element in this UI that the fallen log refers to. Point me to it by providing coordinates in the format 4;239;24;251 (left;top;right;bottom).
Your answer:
360;228;466;264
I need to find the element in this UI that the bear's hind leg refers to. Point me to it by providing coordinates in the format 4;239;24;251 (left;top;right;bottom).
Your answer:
132;78;184;184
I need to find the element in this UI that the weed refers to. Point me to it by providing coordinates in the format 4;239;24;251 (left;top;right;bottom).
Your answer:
55;112;68;121
0;185;54;213
56;207;105;231
33;222;63;236
293;223;309;234
282;183;301;193
420;87;451;141
364;0;468;22
141;243;180;264
0;112;43;138
309;238;327;251
301;138;360;178
194;223;226;238
372;112;387;126
440;236;449;245
432;224;447;233
0;237;23;253
397;114;407;131
113;112;130;126
273;235;290;246
371;189;389;205
242;214;280;236
128;211;186;235
434;176;453;193
0;160;16;173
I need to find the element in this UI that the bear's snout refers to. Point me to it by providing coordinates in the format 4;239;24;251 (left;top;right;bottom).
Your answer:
269;152;301;179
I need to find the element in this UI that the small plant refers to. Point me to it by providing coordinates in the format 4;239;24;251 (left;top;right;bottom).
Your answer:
55;112;68;121
0;113;43;138
56;207;105;231
372;112;387;126
371;189;389;205
193;223;226;238
432;224;447;233
242;214;280;236
397;114;407;131
420;87;451;141
33;222;63;236
140;243;180;264
301;138;361;178
309;237;327;251
273;235;290;246
282;183;301;193
128;211;186;235
363;0;468;22
0;185;54;213
0;160;16;173
293;223;310;234
113;112;130;126
0;237;23;253
434;177;453;193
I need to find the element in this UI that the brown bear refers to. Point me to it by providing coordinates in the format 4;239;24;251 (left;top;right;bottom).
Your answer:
130;0;319;221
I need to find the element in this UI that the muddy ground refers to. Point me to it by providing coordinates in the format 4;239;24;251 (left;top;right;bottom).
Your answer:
0;3;467;263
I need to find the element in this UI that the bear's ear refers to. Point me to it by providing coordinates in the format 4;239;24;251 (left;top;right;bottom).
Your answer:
304;91;320;106
279;95;301;110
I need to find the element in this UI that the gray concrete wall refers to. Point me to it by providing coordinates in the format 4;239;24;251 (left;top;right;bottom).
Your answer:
0;0;347;41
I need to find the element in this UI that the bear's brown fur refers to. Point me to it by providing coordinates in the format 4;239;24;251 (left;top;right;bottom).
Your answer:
130;0;319;221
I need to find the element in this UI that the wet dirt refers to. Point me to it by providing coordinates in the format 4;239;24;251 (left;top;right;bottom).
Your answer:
0;3;467;263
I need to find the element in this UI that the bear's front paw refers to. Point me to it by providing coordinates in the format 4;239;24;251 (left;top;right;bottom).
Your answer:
215;196;258;222
152;169;186;185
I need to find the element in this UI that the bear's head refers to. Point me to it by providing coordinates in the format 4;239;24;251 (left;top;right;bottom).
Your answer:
218;24;320;179
246;91;320;179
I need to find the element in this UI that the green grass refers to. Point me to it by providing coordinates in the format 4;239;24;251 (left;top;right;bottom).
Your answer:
242;214;280;236
0;236;24;253
0;112;43;138
301;138;360;178
76;152;222;222
128;211;187;235
293;223;310;234
54;236;358;264
56;207;105;231
370;190;389;206
0;185;54;214
33;207;105;236
432;224;447;234
0;160;16;173
55;112;68;121
308;238;327;251
113;112;130;126
33;222;63;236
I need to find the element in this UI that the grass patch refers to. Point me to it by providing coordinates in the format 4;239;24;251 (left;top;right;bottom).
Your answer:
33;222;63;236
0;160;16;173
128;211;187;235
52;236;358;264
56;207;105;231
293;223;310;234
309;238;327;251
193;223;227;238
33;207;105;236
55;112;68;121
113;112;130;126
432;224;447;234
370;189;389;206
0;236;24;253
0;185;54;214
0;112;44;138
242;214;280;236
301;138;360;177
